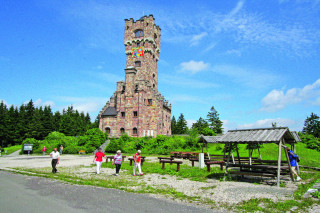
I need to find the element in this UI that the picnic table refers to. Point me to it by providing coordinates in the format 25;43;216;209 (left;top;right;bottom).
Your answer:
160;160;183;172
158;156;174;163
128;156;146;166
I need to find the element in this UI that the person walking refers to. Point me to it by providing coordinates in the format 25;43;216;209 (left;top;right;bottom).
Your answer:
288;148;301;181
112;150;123;176
50;148;60;173
59;145;63;155
93;148;105;174
133;150;143;176
42;146;47;155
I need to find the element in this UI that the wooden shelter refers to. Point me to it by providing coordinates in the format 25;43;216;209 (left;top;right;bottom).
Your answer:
200;127;301;187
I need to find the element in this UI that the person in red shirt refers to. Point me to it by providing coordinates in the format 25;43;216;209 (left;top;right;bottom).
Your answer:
93;148;106;174
42;146;47;155
133;150;143;176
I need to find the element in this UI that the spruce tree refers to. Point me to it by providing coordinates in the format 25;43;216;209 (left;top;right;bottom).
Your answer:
207;106;223;134
302;112;320;138
6;105;20;145
0;101;8;146
176;113;188;134
171;116;177;134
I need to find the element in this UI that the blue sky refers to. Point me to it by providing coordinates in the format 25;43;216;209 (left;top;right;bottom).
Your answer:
1;0;320;131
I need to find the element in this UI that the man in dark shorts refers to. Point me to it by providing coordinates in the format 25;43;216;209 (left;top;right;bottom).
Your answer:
50;148;60;173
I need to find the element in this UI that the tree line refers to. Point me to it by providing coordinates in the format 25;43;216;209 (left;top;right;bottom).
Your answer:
0;100;99;147
171;106;223;135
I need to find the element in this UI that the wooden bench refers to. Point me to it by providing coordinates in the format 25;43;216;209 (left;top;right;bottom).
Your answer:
158;157;174;163
160;160;183;172
105;155;126;163
205;161;225;171
78;150;86;154
128;156;146;166
189;158;211;167
227;164;291;177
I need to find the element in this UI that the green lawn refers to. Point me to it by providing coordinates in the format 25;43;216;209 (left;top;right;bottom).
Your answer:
204;142;320;168
2;145;21;155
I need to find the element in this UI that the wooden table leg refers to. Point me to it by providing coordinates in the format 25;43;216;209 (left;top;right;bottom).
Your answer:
207;164;210;172
192;161;194;167
130;160;133;166
220;163;223;170
177;163;180;172
141;160;144;166
162;162;165;170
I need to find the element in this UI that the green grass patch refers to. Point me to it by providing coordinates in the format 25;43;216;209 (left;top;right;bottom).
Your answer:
102;161;224;182
2;145;21;155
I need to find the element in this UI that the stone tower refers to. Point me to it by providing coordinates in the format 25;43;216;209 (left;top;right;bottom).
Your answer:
99;15;171;138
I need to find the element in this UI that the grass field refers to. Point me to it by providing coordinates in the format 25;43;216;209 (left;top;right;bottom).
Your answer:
2;145;21;155
204;142;320;168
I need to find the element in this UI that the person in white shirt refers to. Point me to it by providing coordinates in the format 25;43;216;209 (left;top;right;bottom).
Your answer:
50;148;60;173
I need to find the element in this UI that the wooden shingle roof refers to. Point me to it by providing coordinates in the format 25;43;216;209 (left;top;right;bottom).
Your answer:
200;127;301;144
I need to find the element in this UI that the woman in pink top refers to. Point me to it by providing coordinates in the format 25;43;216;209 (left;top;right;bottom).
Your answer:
112;150;122;176
42;146;47;155
93;148;106;174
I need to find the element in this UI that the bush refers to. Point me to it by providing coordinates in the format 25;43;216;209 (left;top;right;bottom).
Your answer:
19;128;106;155
105;133;201;155
300;133;320;151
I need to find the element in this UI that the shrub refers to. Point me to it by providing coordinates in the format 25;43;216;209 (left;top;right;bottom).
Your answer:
300;133;320;151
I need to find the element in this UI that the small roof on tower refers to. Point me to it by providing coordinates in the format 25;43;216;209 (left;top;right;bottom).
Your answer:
101;107;117;116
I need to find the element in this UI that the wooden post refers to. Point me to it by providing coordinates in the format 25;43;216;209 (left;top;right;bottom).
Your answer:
249;144;252;166
224;143;232;180
258;144;262;160
284;141;295;182
206;142;210;160
231;150;235;164
277;140;282;187
235;143;241;170
162;162;165;170
293;144;300;174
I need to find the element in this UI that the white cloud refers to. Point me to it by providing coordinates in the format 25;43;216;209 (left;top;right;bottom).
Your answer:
24;99;55;107
237;118;300;130
168;95;207;104
261;79;320;112
225;49;241;56
190;32;208;46
180;60;210;74
58;96;106;113
202;43;216;53
212;64;280;89
186;119;197;128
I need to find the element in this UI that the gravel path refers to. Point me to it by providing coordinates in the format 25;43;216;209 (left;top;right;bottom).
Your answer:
0;154;299;208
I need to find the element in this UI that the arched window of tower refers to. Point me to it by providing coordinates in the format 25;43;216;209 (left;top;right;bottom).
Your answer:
153;84;155;88
135;30;143;38
153;73;155;78
135;61;141;67
120;128;125;134
105;127;111;134
133;127;138;135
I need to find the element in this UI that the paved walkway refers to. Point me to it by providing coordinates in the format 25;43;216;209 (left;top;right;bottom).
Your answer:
0;171;218;213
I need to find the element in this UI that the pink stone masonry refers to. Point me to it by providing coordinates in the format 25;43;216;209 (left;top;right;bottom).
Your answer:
99;15;171;138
